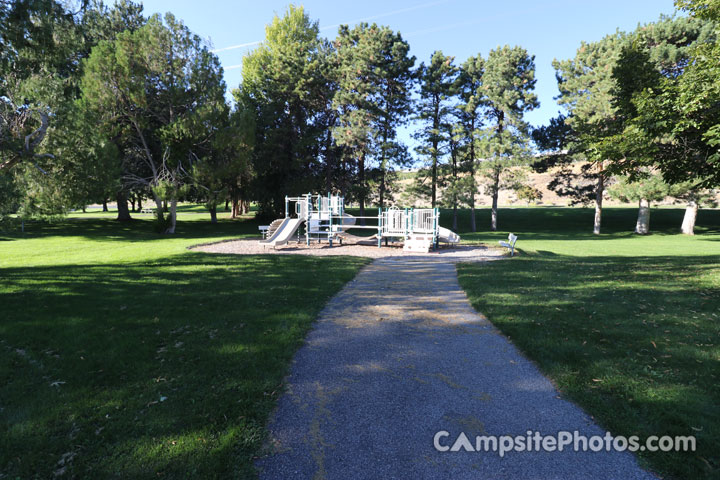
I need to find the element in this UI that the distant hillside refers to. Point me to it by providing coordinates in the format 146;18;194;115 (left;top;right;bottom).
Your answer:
390;163;720;208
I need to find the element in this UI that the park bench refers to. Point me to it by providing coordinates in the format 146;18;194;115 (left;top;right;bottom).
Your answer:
258;225;269;239
499;233;518;257
140;207;156;214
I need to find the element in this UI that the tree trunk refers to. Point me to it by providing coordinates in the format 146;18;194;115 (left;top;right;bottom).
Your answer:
431;92;440;209
163;199;168;213
593;168;604;235
379;170;386;209
209;205;217;224
680;200;698;235
635;198;650;235
137;197;142;211
153;195;164;224
491;169;500;231
359;151;366;224
491;192;499;231
451;145;458;231
431;155;437;209
116;192;132;221
130;197;136;212
231;187;239;219
325;129;333;194
102;199;108;212
452;204;458;231
225;198;229;212
166;197;177;234
469;186;476;232
469;120;477;233
82;205;86;213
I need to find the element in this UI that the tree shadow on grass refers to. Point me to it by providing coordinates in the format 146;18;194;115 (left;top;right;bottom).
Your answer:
0;252;368;478
444;207;720;239
457;254;720;479
0;216;263;243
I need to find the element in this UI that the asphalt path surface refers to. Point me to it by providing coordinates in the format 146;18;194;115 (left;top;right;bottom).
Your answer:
256;257;656;479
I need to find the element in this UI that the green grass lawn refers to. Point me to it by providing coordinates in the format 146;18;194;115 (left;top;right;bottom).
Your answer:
453;206;720;479
0;211;368;478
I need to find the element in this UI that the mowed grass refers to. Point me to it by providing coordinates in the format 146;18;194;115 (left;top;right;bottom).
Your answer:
0;210;368;478
453;206;720;480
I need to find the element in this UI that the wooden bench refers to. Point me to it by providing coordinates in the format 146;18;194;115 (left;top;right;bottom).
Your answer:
499;233;518;257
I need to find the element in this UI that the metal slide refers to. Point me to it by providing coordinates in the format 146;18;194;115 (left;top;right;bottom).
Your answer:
339;213;356;231
260;217;304;246
437;226;461;244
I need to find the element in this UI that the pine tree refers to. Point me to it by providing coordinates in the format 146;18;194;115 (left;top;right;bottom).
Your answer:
237;6;331;217
455;54;485;231
482;45;538;231
333;23;415;214
414;51;458;208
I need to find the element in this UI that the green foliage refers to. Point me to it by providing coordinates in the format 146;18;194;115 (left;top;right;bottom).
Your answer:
483;45;538;131
191;108;255;220
81;13;228;231
477;45;538;229
608;172;672;203
554;31;627;162
515;184;543;205
676;0;720;19
555;15;716;186
333;22;415;209
237;6;330;217
451;54;486;221
413;51;458;207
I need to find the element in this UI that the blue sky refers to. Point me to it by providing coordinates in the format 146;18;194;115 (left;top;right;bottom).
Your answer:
136;0;678;129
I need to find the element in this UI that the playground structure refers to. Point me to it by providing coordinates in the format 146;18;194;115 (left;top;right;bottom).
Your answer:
259;193;460;253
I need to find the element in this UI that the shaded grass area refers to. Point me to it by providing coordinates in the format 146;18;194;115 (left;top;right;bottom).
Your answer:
455;207;720;479
0;213;368;478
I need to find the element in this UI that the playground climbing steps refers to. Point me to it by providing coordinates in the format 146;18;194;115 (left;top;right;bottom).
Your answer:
403;234;433;253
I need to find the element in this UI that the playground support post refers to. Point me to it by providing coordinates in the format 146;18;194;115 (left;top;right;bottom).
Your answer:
328;192;333;248
434;207;440;250
306;193;311;246
377;207;382;248
285;196;289;218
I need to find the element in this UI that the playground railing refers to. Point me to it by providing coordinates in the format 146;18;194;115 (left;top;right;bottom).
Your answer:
382;209;405;235
412;209;436;234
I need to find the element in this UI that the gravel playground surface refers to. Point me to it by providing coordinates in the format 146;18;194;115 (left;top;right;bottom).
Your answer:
191;237;505;262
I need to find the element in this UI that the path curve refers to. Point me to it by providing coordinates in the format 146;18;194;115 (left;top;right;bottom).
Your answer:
256;256;655;479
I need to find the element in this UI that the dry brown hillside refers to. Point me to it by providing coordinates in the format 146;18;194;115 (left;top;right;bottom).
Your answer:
391;162;719;208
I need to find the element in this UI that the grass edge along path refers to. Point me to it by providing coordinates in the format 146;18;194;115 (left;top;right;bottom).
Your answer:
456;230;719;479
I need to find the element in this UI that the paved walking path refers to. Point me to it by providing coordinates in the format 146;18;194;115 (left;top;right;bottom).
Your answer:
256;256;655;479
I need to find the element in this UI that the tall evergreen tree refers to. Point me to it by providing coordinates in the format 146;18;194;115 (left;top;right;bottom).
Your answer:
455;54;485;231
237;6;331;217
333;23;414;214
414;51;458;208
554;32;625;234
482;45;538;231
